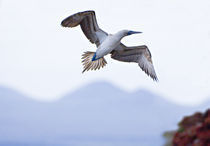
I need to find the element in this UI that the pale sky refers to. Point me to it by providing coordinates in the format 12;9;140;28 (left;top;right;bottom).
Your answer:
0;0;210;105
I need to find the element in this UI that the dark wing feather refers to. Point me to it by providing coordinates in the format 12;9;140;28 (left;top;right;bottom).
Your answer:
111;44;158;81
61;10;107;46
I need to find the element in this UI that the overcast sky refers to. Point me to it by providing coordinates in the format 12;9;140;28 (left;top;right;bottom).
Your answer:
0;0;210;105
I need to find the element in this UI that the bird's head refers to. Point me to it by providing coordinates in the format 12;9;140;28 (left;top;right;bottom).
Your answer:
115;30;143;40
117;30;142;38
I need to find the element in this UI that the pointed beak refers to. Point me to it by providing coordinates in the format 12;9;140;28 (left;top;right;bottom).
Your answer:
127;31;143;35
131;31;142;34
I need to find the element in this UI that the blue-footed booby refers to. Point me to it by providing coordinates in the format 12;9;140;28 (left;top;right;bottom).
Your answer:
61;10;158;81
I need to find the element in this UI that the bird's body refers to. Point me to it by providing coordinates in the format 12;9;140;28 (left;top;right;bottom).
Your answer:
96;33;122;59
61;10;158;81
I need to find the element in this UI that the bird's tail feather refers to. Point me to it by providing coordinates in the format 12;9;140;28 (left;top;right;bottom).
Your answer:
82;51;107;73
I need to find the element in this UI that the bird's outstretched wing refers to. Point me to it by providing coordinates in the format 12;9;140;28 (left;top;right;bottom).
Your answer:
61;10;107;46
111;44;158;81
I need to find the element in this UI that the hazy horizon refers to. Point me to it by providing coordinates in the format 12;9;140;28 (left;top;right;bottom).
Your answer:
0;79;209;146
0;81;209;107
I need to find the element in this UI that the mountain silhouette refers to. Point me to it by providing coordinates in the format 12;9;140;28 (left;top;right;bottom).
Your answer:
0;82;208;146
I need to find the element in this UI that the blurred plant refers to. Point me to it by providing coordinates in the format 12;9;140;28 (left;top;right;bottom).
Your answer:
164;109;210;146
164;131;175;146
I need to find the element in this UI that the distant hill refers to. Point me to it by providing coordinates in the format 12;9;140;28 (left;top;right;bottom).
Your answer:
0;81;209;146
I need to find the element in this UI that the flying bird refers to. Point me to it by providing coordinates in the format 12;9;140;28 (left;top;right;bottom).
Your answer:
61;10;158;81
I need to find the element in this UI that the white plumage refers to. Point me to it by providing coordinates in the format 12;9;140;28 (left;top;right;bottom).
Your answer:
61;10;158;81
